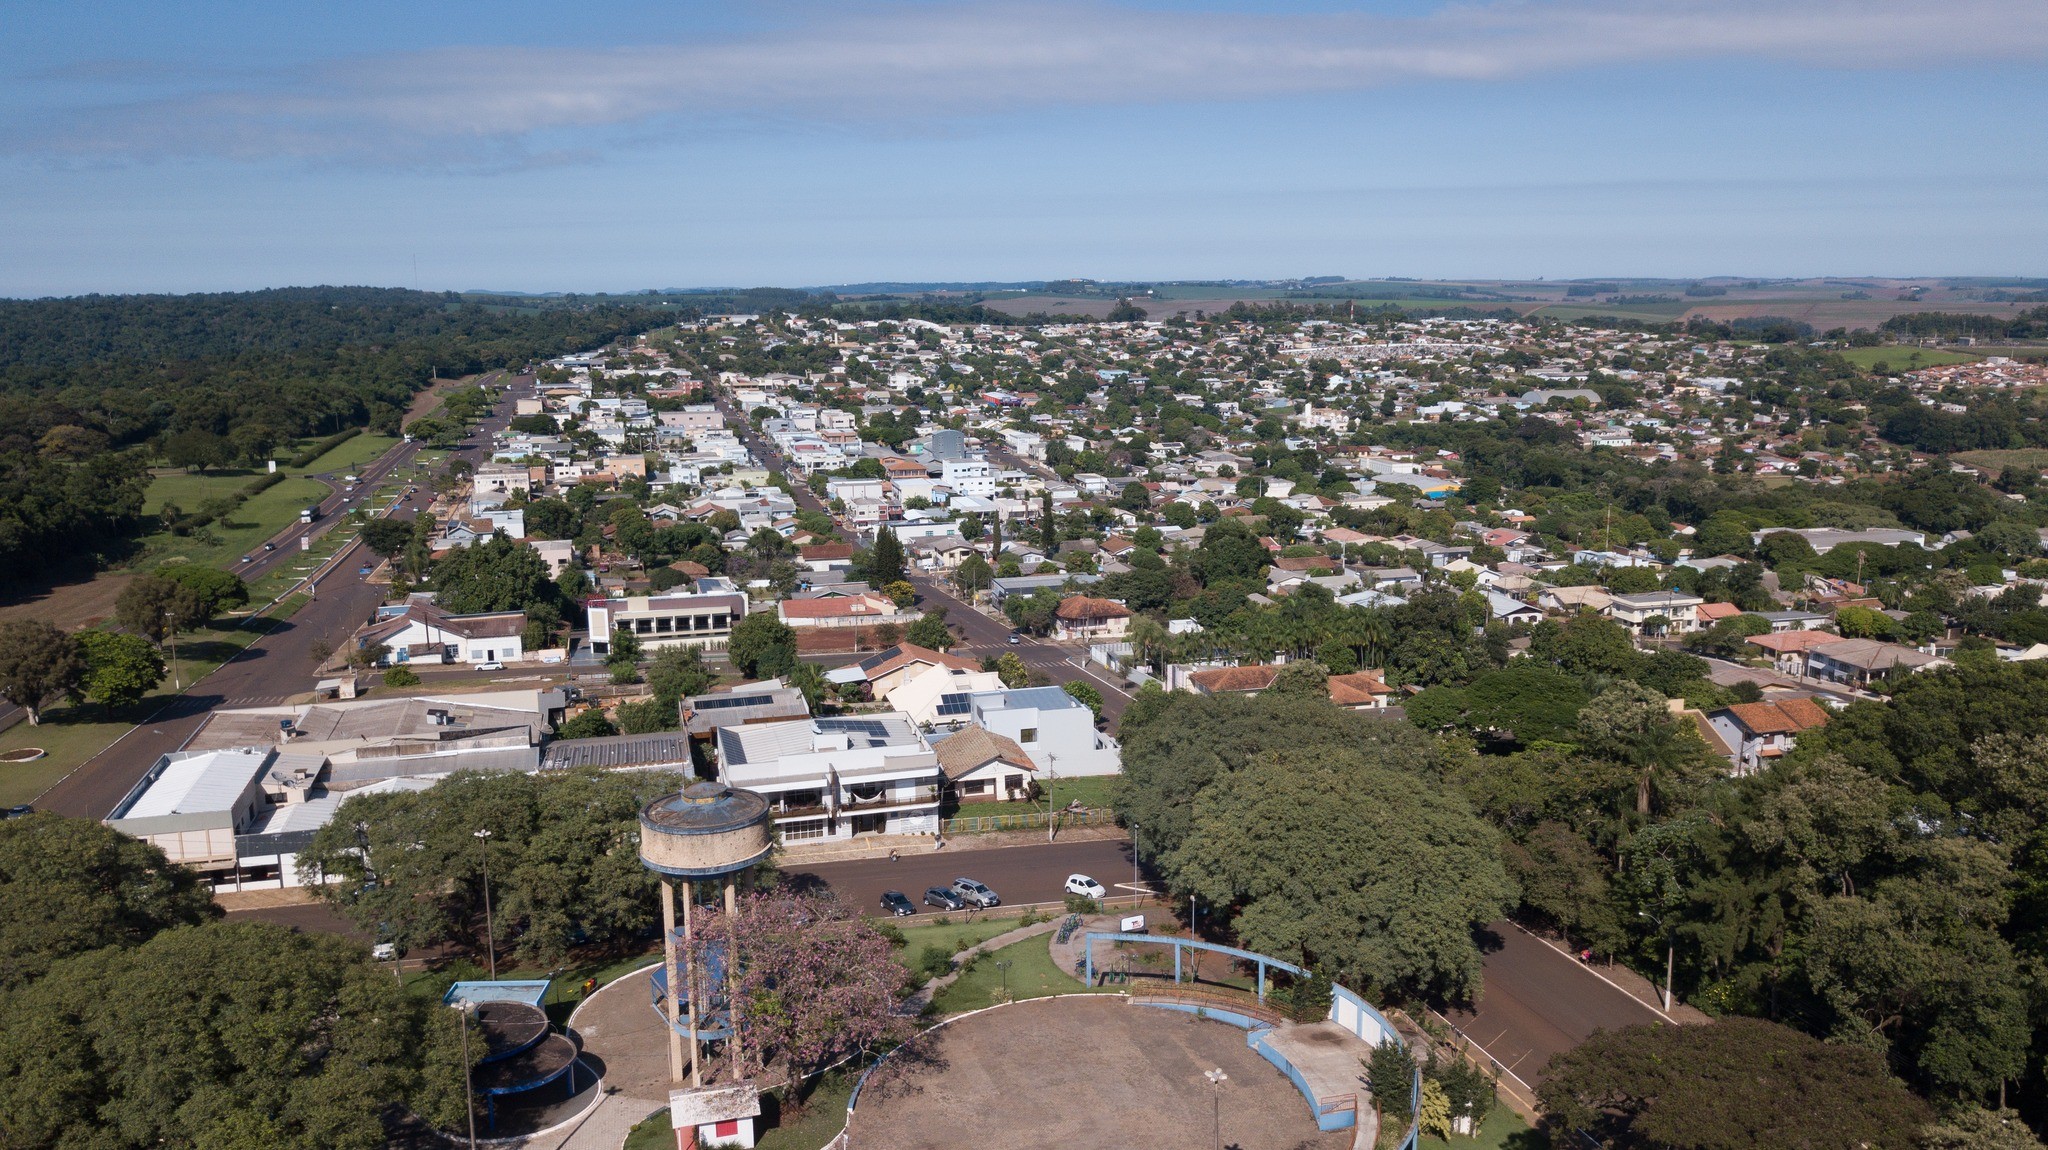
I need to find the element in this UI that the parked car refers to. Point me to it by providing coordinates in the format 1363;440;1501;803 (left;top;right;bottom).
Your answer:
472;661;504;672
1065;874;1107;900
951;877;1001;908
879;890;916;917
923;886;967;911
2;805;33;819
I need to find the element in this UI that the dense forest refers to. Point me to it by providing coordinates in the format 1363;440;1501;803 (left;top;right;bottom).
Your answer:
0;287;677;585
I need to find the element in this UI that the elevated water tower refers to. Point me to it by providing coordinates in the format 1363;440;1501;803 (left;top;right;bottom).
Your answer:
639;780;772;1149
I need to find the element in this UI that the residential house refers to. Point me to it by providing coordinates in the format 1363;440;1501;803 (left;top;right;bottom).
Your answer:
882;662;1006;729
965;686;1120;776
1745;630;1844;676
357;604;526;666
1707;698;1833;775
777;593;912;630
1803;638;1948;688
931;726;1037;804
838;643;984;699
1052;595;1132;642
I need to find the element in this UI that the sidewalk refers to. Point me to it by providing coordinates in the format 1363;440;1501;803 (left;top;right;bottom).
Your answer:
776;822;1127;866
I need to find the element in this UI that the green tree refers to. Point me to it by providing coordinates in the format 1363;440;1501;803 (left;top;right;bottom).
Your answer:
906;610;955;650
1173;743;1512;1000
954;553;994;597
614;698;676;733
557;710;618;740
868;526;906;587
788;660;827;711
73;630;165;711
1061;680;1103;720
1539;1018;1928;1150
646;645;714;708
993;652;1030;688
358;518;416;559
430;535;554;614
382;666;421;688
1040;491;1058;553
0;620;85;724
1835;604;1896;639
116;573;207;641
0;813;217;992
1918;1108;2047;1150
0;919;470;1149
728;611;798;678
157;565;249;619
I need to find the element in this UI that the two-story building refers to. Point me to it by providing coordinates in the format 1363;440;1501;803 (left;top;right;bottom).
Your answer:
964;686;1121;776
715;714;941;843
1606;590;1705;636
587;591;749;655
1052;595;1132;642
1707;698;1832;774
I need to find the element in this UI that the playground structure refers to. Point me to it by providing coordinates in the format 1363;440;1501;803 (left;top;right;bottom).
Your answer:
638;780;773;1149
441;980;584;1133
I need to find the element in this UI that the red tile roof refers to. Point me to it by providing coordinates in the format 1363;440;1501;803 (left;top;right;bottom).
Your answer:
1054;595;1131;621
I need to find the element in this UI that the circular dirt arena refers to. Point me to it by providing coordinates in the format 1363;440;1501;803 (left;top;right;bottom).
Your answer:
849;997;1350;1150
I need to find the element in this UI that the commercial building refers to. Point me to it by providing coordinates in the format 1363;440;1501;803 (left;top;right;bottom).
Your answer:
715;714;941;843
587;591;750;654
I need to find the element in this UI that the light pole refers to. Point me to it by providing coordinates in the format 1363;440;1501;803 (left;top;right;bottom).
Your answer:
475;828;496;980
1638;910;1673;1012
458;1000;479;1150
164;611;181;689
1204;1067;1227;1150
1130;823;1140;889
995;959;1012;1002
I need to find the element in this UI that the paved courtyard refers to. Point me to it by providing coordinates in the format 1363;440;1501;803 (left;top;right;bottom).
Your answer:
850;997;1348;1150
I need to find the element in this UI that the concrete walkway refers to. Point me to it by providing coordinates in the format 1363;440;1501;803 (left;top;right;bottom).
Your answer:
909;918;1063;1014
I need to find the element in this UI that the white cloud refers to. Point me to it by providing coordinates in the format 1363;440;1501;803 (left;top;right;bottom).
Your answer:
12;0;2048;168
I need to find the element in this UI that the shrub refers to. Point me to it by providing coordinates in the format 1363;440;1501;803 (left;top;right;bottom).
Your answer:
913;945;954;980
382;667;421;688
1064;894;1102;915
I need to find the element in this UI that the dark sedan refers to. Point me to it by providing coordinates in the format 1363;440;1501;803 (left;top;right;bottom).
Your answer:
879;890;916;917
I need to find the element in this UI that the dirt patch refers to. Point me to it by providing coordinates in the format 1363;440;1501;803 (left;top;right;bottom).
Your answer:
852;997;1346;1150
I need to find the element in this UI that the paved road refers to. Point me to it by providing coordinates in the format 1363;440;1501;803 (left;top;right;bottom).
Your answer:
33;374;532;820
909;572;1133;729
786;836;1146;916
1445;922;1671;1088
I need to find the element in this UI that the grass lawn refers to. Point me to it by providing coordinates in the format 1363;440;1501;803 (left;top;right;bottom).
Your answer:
1836;346;1980;371
884;915;1031;961
1417;1102;1538;1149
930;933;1100;1014
0;614;285;806
945;776;1117;820
1954;448;2048;477
129;433;401;572
131;474;332;569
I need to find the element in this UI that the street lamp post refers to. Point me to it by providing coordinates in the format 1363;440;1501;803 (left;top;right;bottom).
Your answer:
995;959;1012;1002
1203;1067;1227;1150
475;828;496;980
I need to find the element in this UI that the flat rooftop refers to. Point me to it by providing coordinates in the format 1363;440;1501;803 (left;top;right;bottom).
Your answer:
112;747;273;820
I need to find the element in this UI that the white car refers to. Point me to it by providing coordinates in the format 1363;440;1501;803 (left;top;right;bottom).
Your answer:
472;661;504;672
1065;874;1107;899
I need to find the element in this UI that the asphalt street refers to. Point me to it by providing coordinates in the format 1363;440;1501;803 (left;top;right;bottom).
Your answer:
34;373;532;820
786;835;1146;915
1445;922;1671;1087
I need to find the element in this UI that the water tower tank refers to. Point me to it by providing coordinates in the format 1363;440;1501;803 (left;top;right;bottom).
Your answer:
639;781;773;878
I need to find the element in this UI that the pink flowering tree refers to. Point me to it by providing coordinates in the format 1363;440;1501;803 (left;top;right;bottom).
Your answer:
691;888;910;1075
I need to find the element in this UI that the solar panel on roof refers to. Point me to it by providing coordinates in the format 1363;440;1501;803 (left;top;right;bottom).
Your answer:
692;694;776;711
855;646;904;673
936;693;972;716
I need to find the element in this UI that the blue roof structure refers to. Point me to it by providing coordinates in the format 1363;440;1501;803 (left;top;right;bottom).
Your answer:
443;980;551;1008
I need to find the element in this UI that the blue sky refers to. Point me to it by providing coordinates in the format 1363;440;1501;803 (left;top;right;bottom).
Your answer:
4;0;2045;295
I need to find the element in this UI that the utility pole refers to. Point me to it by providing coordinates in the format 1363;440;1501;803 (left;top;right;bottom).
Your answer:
1204;1068;1228;1150
475;828;497;980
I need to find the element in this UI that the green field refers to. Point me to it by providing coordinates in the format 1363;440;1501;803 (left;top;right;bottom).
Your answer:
1955;449;2048;476
130;433;401;570
1835;346;1980;371
1529;300;1695;321
930;934;1101;1013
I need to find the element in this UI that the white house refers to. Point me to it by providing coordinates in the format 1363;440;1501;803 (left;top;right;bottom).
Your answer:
1606;590;1705;636
965;686;1121;776
358;604;527;666
716;714;941;843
